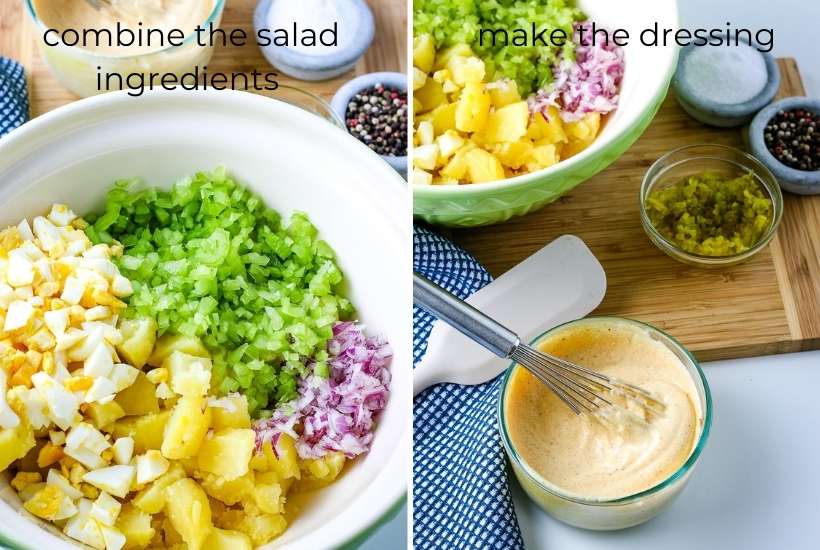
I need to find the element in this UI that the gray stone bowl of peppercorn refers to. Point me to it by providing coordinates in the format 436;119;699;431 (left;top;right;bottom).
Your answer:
331;72;408;174
749;97;820;195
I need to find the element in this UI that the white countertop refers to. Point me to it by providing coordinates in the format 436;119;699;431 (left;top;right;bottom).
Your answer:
514;349;820;550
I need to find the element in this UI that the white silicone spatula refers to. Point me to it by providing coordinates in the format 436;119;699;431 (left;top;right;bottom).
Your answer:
413;235;607;395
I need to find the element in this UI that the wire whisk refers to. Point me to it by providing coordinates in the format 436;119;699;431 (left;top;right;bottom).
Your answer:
414;273;665;416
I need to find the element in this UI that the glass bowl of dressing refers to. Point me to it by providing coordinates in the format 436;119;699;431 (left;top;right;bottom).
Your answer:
498;317;712;530
25;0;225;98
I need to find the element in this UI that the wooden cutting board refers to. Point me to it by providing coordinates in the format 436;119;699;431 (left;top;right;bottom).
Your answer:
0;0;406;115
450;59;820;362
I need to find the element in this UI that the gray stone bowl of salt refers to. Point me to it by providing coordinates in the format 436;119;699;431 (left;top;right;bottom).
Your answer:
673;41;780;127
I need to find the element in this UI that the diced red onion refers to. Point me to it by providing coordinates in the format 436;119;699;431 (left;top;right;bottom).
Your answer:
529;21;625;123
253;321;392;459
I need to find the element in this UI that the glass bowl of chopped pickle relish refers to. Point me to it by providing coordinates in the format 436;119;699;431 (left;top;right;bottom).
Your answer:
640;144;783;267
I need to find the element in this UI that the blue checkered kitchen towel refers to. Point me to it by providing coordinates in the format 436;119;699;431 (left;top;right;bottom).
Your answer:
413;225;525;550
0;57;29;138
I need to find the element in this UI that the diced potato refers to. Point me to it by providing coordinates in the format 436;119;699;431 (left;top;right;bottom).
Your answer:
226;513;287;547
436;131;465;159
199;471;254;506
263;434;300;480
147;334;208;368
164;351;211;397
416;120;435;146
412;168;433;186
494;141;534;169
430;103;457;136
116;504;155;549
165;478;213;550
251;481;284;515
432;69;450;84
440;145;473;181
115;372;159;416
294;452;346;492
455;82;491;133
415;79;447;113
116;318;157;369
530;143;560;169
86;401;126;429
412;34;436;73
0;421;35;471
132;463;186;514
202;527;253;550
413;144;439;171
446;56;485;86
527;106;567;144
434;43;474;71
161;396;211;460
196;429;255;481
110;411;170;453
210;395;250;431
489;80;521;108
561;138;593;159
465;149;505;183
564;112;601;141
479;101;529;143
412;67;427;91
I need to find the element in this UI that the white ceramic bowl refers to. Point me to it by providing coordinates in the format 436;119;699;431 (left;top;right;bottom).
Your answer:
413;0;680;226
0;89;410;550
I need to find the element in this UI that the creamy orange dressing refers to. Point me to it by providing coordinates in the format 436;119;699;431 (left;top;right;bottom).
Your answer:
505;320;702;500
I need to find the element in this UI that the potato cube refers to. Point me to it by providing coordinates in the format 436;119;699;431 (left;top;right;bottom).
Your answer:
294;452;346;492
164;351;212;397
210;395;251;431
480;101;529;143
161;395;211;460
86;401;126;429
413;144;439;171
565;112;601;141
446;56;485;85
494;141;534;169
264;434;300;480
132;463;186;514
197;429;255;481
111;411;170;454
465;149;505;183
203;527;253;550
430;103;457;136
0;421;35;471
165;478;212;550
115;372;159;416
434;44;474;71
530;143;560;169
116;504;155;549
440;145;473;181
528;106;567;144
199;471;254;506
412;34;436;73
412;67;427;91
415;79;447;113
147;334;208;368
412;168;433;186
227;513;287;547
116;318;156;369
416;120;435;146
489;80;521;108
436;131;465;159
455;83;491;133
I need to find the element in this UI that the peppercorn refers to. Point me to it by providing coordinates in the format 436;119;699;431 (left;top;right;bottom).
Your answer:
345;83;408;156
763;109;820;171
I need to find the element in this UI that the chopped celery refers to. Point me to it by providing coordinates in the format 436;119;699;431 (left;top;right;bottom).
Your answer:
86;168;352;415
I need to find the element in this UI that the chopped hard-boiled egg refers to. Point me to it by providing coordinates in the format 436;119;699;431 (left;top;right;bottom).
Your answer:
83;465;135;499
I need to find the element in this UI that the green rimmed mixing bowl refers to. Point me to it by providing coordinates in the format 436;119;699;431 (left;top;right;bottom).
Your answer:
413;0;680;227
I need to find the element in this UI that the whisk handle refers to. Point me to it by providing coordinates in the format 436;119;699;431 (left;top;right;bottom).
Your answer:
413;272;519;358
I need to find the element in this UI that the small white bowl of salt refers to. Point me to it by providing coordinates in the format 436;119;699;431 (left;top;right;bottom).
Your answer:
672;39;780;127
254;0;374;81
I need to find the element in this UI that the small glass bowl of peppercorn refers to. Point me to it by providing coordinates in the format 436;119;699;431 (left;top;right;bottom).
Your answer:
640;144;783;268
331;72;408;174
749;97;820;195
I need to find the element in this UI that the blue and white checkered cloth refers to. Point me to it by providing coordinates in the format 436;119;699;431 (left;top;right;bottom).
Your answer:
0;57;29;138
413;225;524;549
